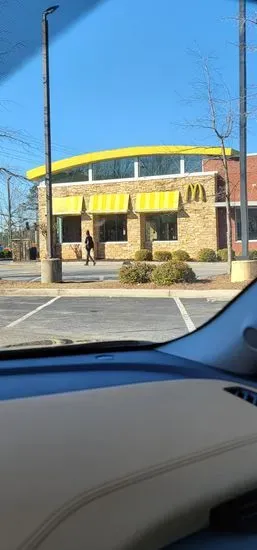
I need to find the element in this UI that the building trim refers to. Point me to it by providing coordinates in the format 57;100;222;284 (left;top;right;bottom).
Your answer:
27;145;239;181
215;201;257;207
38;170;218;188
152;240;179;243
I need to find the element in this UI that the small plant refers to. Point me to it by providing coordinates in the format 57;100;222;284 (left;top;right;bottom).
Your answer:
119;262;156;284
151;260;196;286
153;250;172;262
134;249;152;261
249;250;257;260
172;249;190;262
217;248;235;262
0;248;12;259
197;248;217;262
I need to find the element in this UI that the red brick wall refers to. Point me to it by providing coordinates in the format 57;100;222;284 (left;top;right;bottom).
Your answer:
205;155;257;254
204;155;257;202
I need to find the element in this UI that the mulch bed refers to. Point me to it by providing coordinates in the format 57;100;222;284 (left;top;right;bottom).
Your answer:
0;274;249;290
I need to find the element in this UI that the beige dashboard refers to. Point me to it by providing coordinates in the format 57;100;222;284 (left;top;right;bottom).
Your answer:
2;378;257;550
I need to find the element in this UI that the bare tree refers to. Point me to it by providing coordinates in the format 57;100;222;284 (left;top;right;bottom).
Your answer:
182;51;236;274
0;169;34;245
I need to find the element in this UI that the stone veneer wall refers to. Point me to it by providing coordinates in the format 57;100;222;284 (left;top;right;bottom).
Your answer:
38;173;218;260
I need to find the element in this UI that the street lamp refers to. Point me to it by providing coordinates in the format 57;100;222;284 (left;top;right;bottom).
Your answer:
239;0;249;258
42;5;59;259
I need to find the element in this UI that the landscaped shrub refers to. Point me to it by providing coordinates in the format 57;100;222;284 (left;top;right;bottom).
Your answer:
134;249;152;261
172;249;190;262
119;262;156;284
217;248;235;262
249;250;257;260
197;248;217;262
151;261;196;286
0;248;12;259
153;250;172;262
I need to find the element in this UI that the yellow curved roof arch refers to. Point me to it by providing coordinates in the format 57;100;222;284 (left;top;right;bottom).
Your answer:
26;144;239;181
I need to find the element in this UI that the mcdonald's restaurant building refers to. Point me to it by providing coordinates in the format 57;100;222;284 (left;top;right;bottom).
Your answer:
27;145;240;261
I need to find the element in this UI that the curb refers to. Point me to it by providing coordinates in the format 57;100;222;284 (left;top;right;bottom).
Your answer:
0;288;240;299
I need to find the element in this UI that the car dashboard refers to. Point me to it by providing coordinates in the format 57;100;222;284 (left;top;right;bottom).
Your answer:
1;343;257;549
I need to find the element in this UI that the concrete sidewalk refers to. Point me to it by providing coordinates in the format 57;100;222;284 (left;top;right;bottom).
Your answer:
0;287;240;299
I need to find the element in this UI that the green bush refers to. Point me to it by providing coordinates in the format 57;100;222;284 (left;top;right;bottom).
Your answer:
249;250;257;260
134;249;152;261
217;248;235;262
151;261;196;286
197;248;217;262
119;262;156;284
153;250;172;262
0;248;12;259
172;249;190;262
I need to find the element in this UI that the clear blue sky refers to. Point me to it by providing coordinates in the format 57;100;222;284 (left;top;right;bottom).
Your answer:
0;0;256;178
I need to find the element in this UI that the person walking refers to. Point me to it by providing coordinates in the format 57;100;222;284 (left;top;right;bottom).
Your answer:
85;230;95;265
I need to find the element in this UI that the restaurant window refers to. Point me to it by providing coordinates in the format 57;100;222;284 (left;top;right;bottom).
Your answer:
139;155;180;177
61;216;81;243
184;155;203;173
236;207;257;241
92;158;134;180
99;215;127;242
145;213;178;241
51;166;88;183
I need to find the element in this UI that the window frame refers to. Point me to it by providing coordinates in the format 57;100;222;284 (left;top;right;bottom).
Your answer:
57;215;82;244
98;214;128;243
139;155;181;178
184;155;203;173
92;158;135;181
51;167;89;183
145;212;178;242
235;207;257;242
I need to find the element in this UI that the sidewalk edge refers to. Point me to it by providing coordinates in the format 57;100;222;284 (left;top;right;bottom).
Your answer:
0;288;240;299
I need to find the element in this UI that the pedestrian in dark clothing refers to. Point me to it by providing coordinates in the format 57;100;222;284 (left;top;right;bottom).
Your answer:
85;230;95;265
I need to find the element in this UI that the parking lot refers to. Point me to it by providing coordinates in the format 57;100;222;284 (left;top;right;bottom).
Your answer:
0;295;229;349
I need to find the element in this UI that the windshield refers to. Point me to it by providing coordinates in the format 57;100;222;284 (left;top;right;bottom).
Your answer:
0;0;255;350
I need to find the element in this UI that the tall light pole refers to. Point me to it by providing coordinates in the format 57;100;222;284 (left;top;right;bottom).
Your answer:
239;0;249;258
6;175;12;247
42;5;59;259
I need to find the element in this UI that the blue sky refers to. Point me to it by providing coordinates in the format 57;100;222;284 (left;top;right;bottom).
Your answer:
0;0;256;178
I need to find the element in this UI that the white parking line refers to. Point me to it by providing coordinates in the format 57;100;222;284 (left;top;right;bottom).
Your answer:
30;276;41;282
4;296;60;329
173;297;196;332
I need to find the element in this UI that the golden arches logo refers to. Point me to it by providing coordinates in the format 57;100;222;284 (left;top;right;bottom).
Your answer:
185;183;205;202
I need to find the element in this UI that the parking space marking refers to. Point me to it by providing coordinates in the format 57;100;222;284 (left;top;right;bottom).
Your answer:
29;276;41;282
5;296;60;328
173;297;196;332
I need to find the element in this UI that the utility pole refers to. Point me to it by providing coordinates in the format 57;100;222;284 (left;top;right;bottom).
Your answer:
42;5;59;259
41;6;62;283
6;175;12;247
239;0;249;258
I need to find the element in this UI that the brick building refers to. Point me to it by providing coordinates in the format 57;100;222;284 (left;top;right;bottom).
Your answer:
26;144;247;261
205;154;257;255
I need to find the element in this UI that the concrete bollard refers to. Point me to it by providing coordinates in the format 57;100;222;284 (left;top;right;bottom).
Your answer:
41;259;62;283
231;260;257;283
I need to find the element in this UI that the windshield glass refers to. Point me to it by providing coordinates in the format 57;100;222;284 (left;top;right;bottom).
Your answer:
0;0;255;350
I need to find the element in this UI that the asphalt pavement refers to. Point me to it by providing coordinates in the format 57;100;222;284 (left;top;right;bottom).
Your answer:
0;295;228;349
0;261;228;282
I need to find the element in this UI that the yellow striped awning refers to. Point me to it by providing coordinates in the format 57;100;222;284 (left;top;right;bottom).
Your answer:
52;195;84;216
88;193;129;214
135;191;179;213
